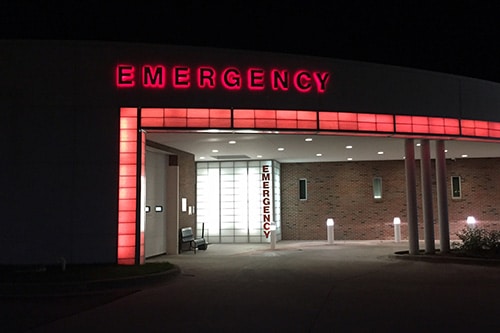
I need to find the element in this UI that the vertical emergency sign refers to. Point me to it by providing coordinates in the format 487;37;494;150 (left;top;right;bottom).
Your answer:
262;165;272;238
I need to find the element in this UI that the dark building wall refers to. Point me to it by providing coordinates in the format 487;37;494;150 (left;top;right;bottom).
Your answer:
281;158;500;241
2;40;500;264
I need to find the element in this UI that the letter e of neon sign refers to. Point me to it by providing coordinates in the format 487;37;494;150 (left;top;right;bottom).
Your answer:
116;65;136;88
248;68;265;90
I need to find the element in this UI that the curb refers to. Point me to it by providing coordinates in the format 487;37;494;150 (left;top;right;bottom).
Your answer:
390;252;500;267
0;265;181;297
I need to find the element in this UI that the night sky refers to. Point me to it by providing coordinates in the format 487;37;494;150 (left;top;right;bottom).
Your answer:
2;1;500;83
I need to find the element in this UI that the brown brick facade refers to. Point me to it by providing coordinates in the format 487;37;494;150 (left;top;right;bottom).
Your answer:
280;158;500;241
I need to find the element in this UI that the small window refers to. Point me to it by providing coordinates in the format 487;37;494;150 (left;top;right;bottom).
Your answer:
373;177;382;200
451;176;461;199
299;178;307;200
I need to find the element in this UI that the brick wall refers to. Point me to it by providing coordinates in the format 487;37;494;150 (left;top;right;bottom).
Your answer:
281;158;500;241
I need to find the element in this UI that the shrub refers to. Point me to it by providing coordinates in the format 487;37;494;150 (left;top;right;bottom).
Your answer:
454;226;500;254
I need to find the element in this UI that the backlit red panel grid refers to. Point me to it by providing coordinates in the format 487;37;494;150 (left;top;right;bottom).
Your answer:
139;108;500;139
141;108;232;128
395;115;460;135
233;109;317;129
319;112;394;132
118;107;138;265
461;119;500;138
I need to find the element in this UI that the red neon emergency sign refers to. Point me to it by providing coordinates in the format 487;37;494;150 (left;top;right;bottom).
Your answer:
116;64;331;93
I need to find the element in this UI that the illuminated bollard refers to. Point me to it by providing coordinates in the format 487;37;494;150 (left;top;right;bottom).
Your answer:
270;222;277;250
327;218;334;244
393;217;401;243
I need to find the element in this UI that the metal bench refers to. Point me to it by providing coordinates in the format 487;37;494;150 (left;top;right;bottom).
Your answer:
179;226;208;254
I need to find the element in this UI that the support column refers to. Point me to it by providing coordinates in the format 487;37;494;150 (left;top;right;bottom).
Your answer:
420;139;435;254
435;140;450;253
405;139;420;255
166;155;180;255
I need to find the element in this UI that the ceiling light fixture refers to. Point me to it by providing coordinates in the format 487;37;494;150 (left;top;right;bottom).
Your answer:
316;153;322;157
345;145;353;149
461;154;468;158
277;147;285;151
347;157;353;161
212;149;219;153
228;140;236;144
305;138;313;142
377;151;384;155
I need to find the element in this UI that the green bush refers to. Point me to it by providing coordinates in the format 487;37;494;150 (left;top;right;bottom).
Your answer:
454;226;500;254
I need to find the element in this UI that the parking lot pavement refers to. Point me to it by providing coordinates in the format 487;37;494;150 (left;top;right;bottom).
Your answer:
3;241;500;332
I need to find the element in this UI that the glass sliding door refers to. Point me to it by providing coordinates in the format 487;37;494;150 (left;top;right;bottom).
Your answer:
196;160;281;243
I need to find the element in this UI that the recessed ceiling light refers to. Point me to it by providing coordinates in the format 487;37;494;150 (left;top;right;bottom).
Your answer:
199;156;205;160
416;143;421;147
445;149;448;153
316;153;322;157
277;147;285;151
212;149;219;153
461;154;468;158
377;151;384;155
347;157;353;161
345;145;353;149
305;138;313;142
228;140;236;144
256;155;263;158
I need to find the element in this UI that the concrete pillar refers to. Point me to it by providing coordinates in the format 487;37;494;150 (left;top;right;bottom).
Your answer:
420;139;435;254
435;140;450;253
405;139;420;255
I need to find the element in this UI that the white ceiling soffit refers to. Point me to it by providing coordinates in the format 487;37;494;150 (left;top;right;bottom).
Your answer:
146;131;500;163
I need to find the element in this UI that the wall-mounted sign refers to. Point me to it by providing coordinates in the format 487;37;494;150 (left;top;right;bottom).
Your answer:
116;65;330;93
262;165;272;238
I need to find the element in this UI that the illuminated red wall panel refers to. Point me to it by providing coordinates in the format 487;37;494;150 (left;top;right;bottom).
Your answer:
141;108;164;127
187;108;210;127
488;122;500;138
118;108;138;265
255;109;277;128
138;130;146;264
296;111;317;129
165;108;188;127
118;108;145;265
395;115;460;135
318;112;339;130
461;119;500;138
318;112;394;133
233;109;256;128
208;109;232;128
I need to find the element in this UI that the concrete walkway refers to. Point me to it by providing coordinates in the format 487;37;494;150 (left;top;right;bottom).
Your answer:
2;241;499;332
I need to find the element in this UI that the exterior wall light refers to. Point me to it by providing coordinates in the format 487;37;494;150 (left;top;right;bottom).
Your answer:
466;216;476;227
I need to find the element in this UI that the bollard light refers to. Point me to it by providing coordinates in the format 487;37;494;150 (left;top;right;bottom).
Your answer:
270;222;277;250
466;216;476;227
326;218;334;244
393;217;401;243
